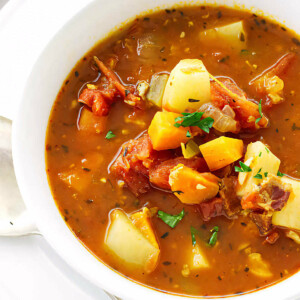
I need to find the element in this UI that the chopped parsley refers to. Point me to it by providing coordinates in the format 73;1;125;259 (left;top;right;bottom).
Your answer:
259;152;262;157
174;112;214;134
277;171;286;177
235;161;252;173
190;226;201;246
188;98;200;102
255;100;263;124
157;209;185;228
105;130;116;139
186;130;191;138
264;172;269;177
254;168;262;179
208;226;219;247
265;147;270;154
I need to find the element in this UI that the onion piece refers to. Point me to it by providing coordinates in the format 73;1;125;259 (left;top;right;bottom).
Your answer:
200;103;240;133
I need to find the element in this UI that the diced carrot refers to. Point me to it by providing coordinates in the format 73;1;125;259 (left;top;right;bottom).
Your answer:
148;111;190;150
169;164;220;204
130;207;159;249
78;107;108;134
199;136;243;171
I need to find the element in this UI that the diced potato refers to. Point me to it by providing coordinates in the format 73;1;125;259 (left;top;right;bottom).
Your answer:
237;142;280;197
272;177;300;231
78;107;108;134
169;164;220;204
59;151;104;192
59;169;91;193
162;59;210;113
199;136;243;171
199;21;247;50
286;230;300;244
148;111;190;150
190;244;210;270
146;74;169;107
181;140;200;159
105;209;160;273
247;253;272;278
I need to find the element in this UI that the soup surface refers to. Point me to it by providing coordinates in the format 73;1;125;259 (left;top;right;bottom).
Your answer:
46;5;300;297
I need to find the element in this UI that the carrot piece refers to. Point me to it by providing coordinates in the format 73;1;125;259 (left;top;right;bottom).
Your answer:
78;107;108;134
148;111;191;150
130;207;159;249
199;136;243;171
169;164;220;204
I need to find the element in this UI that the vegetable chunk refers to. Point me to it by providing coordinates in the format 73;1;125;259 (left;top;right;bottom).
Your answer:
237;142;280;197
248;253;272;278
148;111;190;150
78;107;108;134
199;21;247;50
199;136;243;171
169;164;220;204
105;209;160;273
146;73;169;107
190;244;210;270
272;177;300;231
162;59;210;113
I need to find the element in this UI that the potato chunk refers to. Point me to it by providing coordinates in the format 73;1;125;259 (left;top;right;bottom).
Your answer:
78;107;108;134
162;59;210;113
169;164;220;204
148;111;190;150
190;244;210;270
199;21;247;50
199;136;243;171
272;177;300;231
105;209;160;273
237;142;280;197
248;253;272;278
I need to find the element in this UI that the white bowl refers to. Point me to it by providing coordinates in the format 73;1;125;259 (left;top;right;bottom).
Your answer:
10;0;300;299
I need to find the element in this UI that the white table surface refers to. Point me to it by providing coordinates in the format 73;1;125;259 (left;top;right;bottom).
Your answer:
0;0;111;299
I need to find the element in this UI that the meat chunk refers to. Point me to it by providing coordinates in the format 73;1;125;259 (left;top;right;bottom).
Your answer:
219;176;241;218
250;213;273;236
149;157;208;190
241;174;291;212
211;78;268;130
265;231;280;244
110;133;172;196
197;197;224;221
79;58;143;116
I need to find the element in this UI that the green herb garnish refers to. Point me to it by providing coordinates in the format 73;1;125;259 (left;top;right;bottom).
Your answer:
277;171;286;177
158;209;185;228
254;168;262;179
186;130;191;138
208;226;219;247
235;161;252;173
265;147;270;154
255;100;263;124
264;172;269;177
105;130;116;139
174;112;214;134
259;152;262;157
190;226;202;246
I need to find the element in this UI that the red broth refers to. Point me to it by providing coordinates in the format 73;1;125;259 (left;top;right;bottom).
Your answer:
46;6;300;297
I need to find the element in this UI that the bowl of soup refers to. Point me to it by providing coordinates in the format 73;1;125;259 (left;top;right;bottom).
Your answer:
12;0;300;299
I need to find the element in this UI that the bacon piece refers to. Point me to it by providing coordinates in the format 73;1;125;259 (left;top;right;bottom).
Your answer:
254;52;296;81
219;177;241;218
265;231;280;244
149;157;209;190
110;134;172;196
211;78;268;130
197;197;224;221
94;57;142;108
241;174;291;212
250;213;273;236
